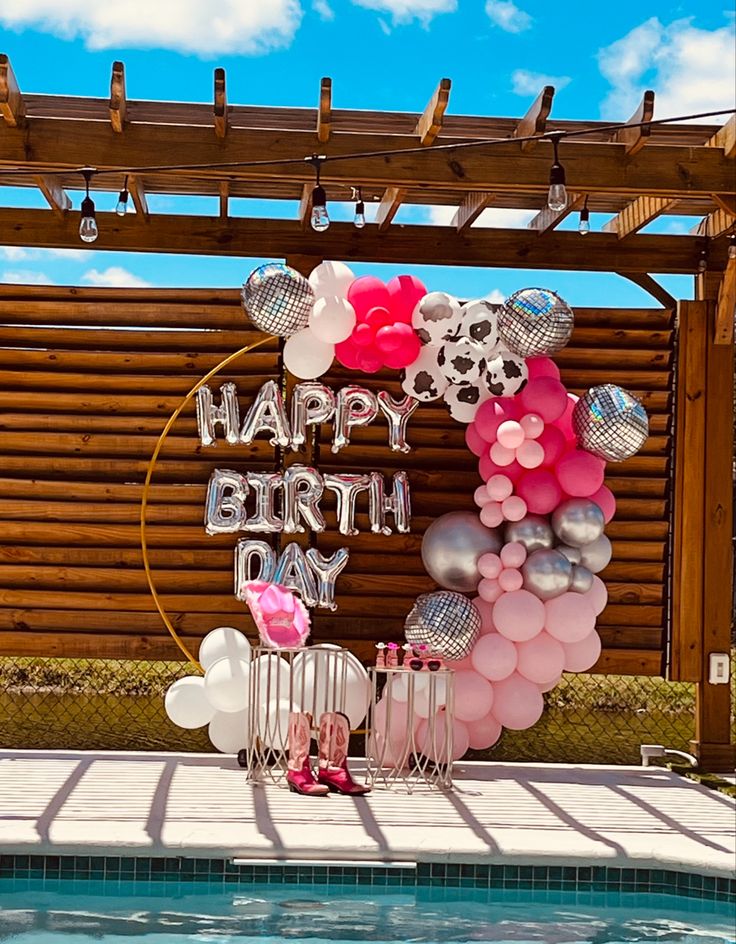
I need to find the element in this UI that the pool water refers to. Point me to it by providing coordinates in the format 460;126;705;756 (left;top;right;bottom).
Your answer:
0;880;733;943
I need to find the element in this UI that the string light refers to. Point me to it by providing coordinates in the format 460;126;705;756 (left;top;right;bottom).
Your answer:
697;246;708;273
306;155;329;232
547;133;567;212
578;196;590;236
728;234;736;260
115;175;129;216
352;187;366;229
79;168;98;243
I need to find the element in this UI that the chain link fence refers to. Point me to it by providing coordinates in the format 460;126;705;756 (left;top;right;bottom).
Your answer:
3;655;732;766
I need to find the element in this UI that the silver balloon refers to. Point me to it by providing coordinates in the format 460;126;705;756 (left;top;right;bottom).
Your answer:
521;548;572;601
197;382;240;446
234;539;276;598
274;541;319;607
324;473;371;536
404;591;481;660
551;499;605;548
570;564;595;593
498;287;574;358
579;534;612;574
376;391;419;454
573;384;649;462
244;471;283;532
305;547;350;611
421;511;501;592
204;469;248;535
241;263;315;338
290;382;336;450
282;465;325;534
369;471;411;535
331;386;378;454
504;514;554;553
557;544;582;565
240;380;291;448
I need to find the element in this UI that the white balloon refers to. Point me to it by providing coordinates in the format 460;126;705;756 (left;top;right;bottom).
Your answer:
198;627;252;671
283;328;335;380
257;698;296;750
291;644;370;729
165;676;215;729
309;296;356;343
308;260;355;299
443;381;491;424
247;652;292;704
412;292;463;346
413;676;448;718
208;708;251;754
204;656;252;714
400;344;449;403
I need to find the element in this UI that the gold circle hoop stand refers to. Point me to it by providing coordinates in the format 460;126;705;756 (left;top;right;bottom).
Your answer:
140;335;276;670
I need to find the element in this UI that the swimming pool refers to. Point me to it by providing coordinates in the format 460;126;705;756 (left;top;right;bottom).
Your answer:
0;878;733;944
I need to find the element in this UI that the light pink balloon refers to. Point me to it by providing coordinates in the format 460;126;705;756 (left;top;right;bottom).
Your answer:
520;377;567;422
583;575;609;615
474;484;492;508
555;450;606;498
589;484;616;523
478;553;502;579
453;670;494;722
516;439;545;469
562;629;602;672
519;413;544;440
471;631;518;681
501;495;527;522
516;469;562;515
527;356;561;382
491;673;545;730
494;589;545;641
465;423;488;457
474;400;506;442
487;474;513;501
466;712;503;750
478;577;503;602
545;592;597;643
515;632;566;685
371;697;417;766
447;654;474;671
497;420;525;450
539;673;562;693
498;567;523;592
480;502;504;528
500;541;527;568
538;425;567;466
490;441;515;467
471;595;496;632
416;710;469;762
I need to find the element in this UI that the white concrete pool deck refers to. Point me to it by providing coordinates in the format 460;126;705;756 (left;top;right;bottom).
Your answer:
0;750;733;878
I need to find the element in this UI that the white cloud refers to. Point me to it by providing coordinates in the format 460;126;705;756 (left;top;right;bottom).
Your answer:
0;246;33;262
427;205;536;228
351;0;456;26
2;269;54;284
45;248;94;261
82;266;151;288
485;0;531;33
312;0;334;18
512;70;570;96
598;16;736;121
484;289;506;304
0;0;303;57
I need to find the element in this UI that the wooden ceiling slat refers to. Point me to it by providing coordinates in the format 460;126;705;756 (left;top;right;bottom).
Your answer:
317;76;331;143
127;175;148;217
711;194;736;217
527;191;584;234
715;256;735;345
375;187;406;231
213;67;227;139
0;53;24;127
706;114;736;159
452;192;493;232
513;85;554;152
298;182;313;231
603;196;679;239
219;180;229;219
414;78;451;145
614;90;655;155
691;207;736;238
33;175;72;214
109;61;126;133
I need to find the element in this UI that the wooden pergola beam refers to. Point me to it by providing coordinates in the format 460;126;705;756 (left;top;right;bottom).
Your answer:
219;180;229;220
33;175;72;215
691;208;736;238
298;183;313;231
452;192;493;232
214;68;227;139
317;77;331;143
109;61;126;133
375;187;406;231
613;90;655;155
127;175;148;218
711;194;736;217
0;54;24;127
706;114;736;159
414;78;451;146
513;85;554;152
528;191;584;235
715;256;736;344
603;195;678;239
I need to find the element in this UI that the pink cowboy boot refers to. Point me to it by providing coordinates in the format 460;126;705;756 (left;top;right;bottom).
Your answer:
286;712;329;797
317;712;371;796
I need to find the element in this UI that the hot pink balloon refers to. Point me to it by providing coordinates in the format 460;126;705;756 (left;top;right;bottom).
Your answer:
474;400;505;443
562;629;602;672
515;632;565;685
498;567;523;592
384;332;421;368
471;631;518;681
347;276;390;319
416;710;469;762
466;713;503;750
353;322;375;347
356;347;383;373
497;420;525;449
471;595;496;633
491;673;545;730
364;306;394;330
527;356;560;382
520;413;544;439
516;439;545;469
500;541;527;568
555;449;606;498
516;469;563;515
554;395;578;441
487;474;513;501
474;484;492;508
335;336;361;369
478;577;503;602
495;396;522;419
538;425;567;466
545;592;597;643
466;424;488;457
478;553;502;579
480;502;504;528
494;589;545;641
453;670;494;723
386;274;427;324
590;484;616;523
479;455;523;483
583;575;608;615
501;495;527;521
375;324;402;353
490;442;515;467
520;377;567;422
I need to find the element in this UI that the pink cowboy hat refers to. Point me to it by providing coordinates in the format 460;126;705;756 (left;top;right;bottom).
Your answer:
243;581;311;649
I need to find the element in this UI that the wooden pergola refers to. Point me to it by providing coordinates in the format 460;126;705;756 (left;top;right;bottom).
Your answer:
0;57;734;769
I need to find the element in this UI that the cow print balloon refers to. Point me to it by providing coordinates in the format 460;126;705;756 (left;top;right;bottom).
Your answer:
412;292;463;347
458;300;502;356
400;345;449;403
444;380;491;424
437;337;486;384
483;349;528;397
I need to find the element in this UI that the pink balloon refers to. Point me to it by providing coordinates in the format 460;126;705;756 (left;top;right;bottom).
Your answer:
516;469;562;515
498;567;523;592
479;455;523;482
478;553;502;579
519;413;544;440
478;577;503;602
562;629;602;672
474;400;505;443
491;673;545;730
471;632;518;681
471;595;496;633
364;306;394;330
583;575;608;615
494;589;545;641
555;450;606;497
501;495;527;521
490;442;515;467
356;347;383;373
554;395;578;441
416;710;469;762
466;712;503;750
335;336;361;369
538;425;567;466
589;484;616;523
539;673;562;693
375;324;402;353
515;632;566;685
347;276;390;319
516;439;545;469
383;332;421;368
487;474;513;501
527;356;560;382
520;377;567;422
480;502;504;528
466;424;488;457
447;654;474;671
386;274;427;324
495;396;522;419
497;420;525;449
474;484;492;508
371;697;417;766
502;459;524;482
500;541;527;568
352;322;375;347
453;670;494;723
545;592;597;643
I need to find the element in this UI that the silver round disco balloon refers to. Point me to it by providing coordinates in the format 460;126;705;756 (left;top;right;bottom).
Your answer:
551;499;605;548
570;564;595;593
572;384;649;462
504;514;554;553
579;534;612;574
404;591;481;660
557;544;582;565
498;287;574;358
421;511;501;592
521;548;573;601
242;263;315;338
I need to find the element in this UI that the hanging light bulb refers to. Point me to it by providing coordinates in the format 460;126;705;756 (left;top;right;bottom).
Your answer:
578;197;590;235
306;155;329;232
79;169;98;244
352;187;366;229
116;176;129;216
547;133;567;212
728;234;736;260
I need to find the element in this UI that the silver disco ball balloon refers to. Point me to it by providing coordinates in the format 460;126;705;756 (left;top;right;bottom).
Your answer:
498;287;574;357
421;511;501;592
572;384;649;462
242;263;315;338
404;591;481;660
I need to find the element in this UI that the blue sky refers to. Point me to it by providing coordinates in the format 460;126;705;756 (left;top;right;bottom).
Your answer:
1;1;734;305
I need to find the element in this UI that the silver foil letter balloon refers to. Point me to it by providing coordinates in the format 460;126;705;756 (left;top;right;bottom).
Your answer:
204;469;249;535
273;541;319;607
282;465;326;534
324;473;372;536
369;471;412;535
244;471;283;532
376;391;419;453
196;382;240;446
331;386;379;453
234;539;276;598
305;547;350;610
240;379;292;448
290;382;336;449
